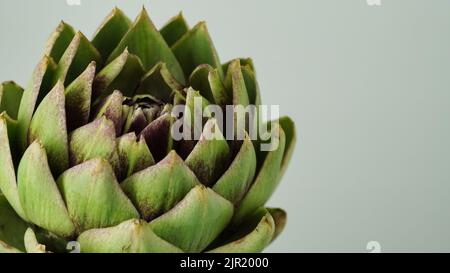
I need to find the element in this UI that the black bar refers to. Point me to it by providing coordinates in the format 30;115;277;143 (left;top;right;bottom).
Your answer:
0;253;448;272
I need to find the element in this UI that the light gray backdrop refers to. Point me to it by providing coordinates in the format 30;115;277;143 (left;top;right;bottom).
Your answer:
1;0;450;253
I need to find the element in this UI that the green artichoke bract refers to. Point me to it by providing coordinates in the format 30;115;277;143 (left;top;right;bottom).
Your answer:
0;8;296;253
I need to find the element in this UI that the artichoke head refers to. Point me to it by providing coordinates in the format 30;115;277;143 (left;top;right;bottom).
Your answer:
0;8;296;253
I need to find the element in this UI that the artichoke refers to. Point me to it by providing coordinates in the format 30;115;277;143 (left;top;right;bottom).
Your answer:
0;8;296;253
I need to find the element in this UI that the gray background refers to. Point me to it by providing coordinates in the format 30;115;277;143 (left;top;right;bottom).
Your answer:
1;0;450;252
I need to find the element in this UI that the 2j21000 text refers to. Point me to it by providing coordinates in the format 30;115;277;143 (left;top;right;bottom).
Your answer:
224;258;269;270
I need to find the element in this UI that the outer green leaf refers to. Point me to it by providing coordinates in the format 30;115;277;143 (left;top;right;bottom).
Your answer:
241;61;261;105
56;158;139;233
160;12;189;47
93;49;145;99
277;116;297;180
0;81;24;119
122;151;199;220
18;141;75;238
209;68;230;105
65;61;95;132
149;185;234;253
185;119;231;186
44;21;76;63
135;62;183;103
69;117;121;176
267;208;287;242
188;63;235;105
172;22;223;79
174;88;211;159
188;64;215;103
53;31;101;86
107;8;185;85
222;58;255;76
0;114;27;220
117;133;155;179
0;112;20;166
0;194;29;252
213;132;256;204
28;81;69;176
24;228;47;253
183;88;211;140
92;7;132;60
0;112;16;147
207;208;275;253
78;219;182;253
94;90;124;135
233;123;286;224
224;59;249;107
16;56;57;153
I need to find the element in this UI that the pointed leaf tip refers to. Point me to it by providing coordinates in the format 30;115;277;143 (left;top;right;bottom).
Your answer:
207;208;275;253
28;80;69;176
44;21;76;63
136;62;183;103
117;132;155;179
149;185;233;253
107;8;185;85
0;81;24;120
65;61;96;131
69;117;121;176
160;12;189;47
121;150;199;220
57;158;139;233
185;118;231;186
77;219;182;253
94;90;124;135
224;59;250;106
172;21;223;80
18;141;75;238
94;49;145;99
54;31;101;86
0;115;27;220
92;7;132;60
16;56;57;153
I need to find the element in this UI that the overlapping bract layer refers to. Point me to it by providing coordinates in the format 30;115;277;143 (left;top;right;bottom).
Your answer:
0;8;296;253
